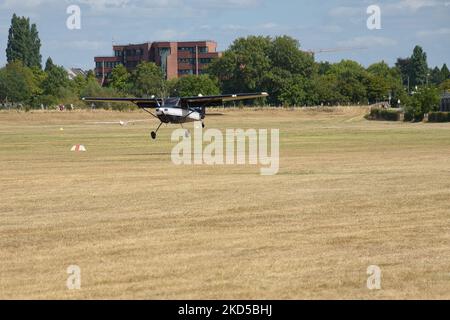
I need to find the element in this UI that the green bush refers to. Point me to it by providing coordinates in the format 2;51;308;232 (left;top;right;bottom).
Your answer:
428;112;450;122
368;108;402;121
403;112;415;122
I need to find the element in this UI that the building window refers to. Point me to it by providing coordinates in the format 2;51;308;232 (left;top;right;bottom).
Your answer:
178;69;193;75
199;47;208;53
178;58;195;64
178;58;213;64
125;49;137;56
178;47;195;53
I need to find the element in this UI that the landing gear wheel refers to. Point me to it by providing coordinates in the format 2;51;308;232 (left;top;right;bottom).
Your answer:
202;122;205;128
151;131;157;140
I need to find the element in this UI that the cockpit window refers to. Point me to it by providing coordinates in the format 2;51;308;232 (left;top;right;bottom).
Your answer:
164;98;180;106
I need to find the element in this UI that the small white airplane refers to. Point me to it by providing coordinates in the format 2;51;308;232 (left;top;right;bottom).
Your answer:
83;92;268;140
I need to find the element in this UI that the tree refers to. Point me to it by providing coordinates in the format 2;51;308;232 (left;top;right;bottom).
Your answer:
6;14;42;69
405;86;441;121
317;62;332;75
440;79;450;92
208;36;272;95
278;75;308;106
29;24;42;68
268;36;315;78
29;66;47;106
80;75;115;108
81;75;104;98
311;74;344;105
0;61;37;103
366;62;392;103
109;64;131;94
41;57;70;97
441;64;450;80
366;61;406;106
71;74;87;96
430;66;444;85
45;57;55;72
328;60;368;104
209;35;317;105
260;67;293;105
131;62;165;97
37;57;74;107
395;57;412;90
409;46;428;87
170;75;220;97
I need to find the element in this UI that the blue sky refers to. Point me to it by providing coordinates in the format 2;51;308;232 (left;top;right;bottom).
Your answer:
0;0;449;70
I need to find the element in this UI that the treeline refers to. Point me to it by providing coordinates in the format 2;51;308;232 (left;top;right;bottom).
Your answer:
0;14;449;114
103;36;450;108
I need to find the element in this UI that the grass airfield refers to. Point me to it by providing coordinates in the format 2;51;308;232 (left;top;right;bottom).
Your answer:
0;107;449;299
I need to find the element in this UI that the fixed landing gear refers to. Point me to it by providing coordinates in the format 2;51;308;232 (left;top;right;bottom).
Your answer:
151;122;163;140
150;121;204;140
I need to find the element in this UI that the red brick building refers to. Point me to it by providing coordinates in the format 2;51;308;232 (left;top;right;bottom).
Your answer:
94;41;221;84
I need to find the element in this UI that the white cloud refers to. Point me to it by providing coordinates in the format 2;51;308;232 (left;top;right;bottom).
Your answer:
327;1;450;18
47;39;110;50
338;36;397;48
1;0;262;11
1;0;54;8
220;22;285;33
320;25;343;33
385;0;450;12
190;0;262;9
221;24;247;31
259;22;278;29
152;28;188;40
329;6;362;17
417;28;450;37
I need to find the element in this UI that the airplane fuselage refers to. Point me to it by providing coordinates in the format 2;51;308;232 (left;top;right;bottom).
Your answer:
156;107;202;124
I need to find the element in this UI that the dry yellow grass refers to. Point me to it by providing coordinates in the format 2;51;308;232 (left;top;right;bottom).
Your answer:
0;107;449;299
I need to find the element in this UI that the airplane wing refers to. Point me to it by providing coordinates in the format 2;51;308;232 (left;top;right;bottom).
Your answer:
180;92;269;108
82;92;269;108
82;97;161;108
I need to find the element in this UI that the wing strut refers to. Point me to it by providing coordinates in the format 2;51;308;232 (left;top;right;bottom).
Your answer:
142;108;158;119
